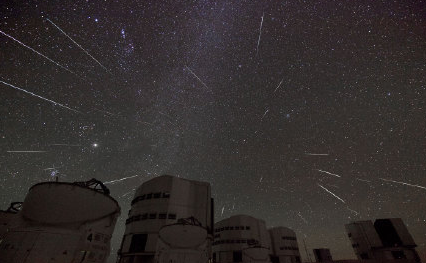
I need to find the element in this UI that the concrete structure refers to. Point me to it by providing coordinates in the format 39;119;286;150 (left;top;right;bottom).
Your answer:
155;217;210;263
269;227;301;263
345;220;383;260
212;215;272;263
313;248;332;262
117;175;214;263
0;202;21;241
0;179;121;263
345;218;421;262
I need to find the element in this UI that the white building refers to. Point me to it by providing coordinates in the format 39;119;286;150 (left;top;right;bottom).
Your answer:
212;215;272;263
0;179;121;263
345;220;383;260
345;219;421;262
117;175;213;263
269;227;301;263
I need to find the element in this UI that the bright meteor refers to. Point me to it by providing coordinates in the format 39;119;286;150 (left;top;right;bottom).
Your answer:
46;18;110;73
0;80;82;113
316;169;341;178
380;178;426;190
0;30;75;74
318;183;345;203
184;65;211;91
104;174;142;185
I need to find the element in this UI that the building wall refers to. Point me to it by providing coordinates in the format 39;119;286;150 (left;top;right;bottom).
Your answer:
345;221;383;260
313;249;333;262
118;175;212;263
269;227;301;263
212;215;271;263
0;211;17;240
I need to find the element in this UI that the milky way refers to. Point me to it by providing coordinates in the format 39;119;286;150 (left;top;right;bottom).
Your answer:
1;0;425;262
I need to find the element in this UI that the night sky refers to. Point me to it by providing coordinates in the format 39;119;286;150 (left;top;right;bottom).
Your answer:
1;0;425;262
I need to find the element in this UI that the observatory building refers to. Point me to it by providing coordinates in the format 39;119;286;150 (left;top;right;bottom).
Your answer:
269;227;301;263
213;215;301;263
212;215;272;263
0;179;121;263
345;218;421;262
117;175;214;263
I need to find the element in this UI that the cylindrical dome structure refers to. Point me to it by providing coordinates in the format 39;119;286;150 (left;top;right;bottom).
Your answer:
0;179;120;263
212;215;272;263
268;227;301;263
155;217;210;263
117;175;213;263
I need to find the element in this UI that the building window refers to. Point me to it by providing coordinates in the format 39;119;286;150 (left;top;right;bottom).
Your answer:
225;227;229;230
159;213;167;219
233;251;243;262
168;214;176;220
129;234;147;253
163;192;170;198
149;213;157;219
235;226;239;230
146;193;152;199
246;226;250;230
154;192;161;198
230;226;234;230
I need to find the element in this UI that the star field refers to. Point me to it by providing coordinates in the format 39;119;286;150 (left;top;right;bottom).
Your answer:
1;0;425;262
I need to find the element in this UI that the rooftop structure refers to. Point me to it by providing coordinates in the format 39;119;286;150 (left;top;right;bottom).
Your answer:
0;179;121;263
269;227;301;263
345;218;421;263
117;175;213;263
213;214;271;263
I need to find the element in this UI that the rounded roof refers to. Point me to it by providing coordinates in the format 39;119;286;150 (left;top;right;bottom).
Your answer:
23;182;120;224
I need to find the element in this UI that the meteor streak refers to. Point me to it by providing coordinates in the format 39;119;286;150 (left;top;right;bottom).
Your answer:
7;151;46;153
221;206;225;216
0;80;82;113
0;30;75;74
46;18;110;72
316;169;341;178
305;153;329;156
347;207;360;216
256;12;264;56
184;65;211;91
274;78;284;93
50;144;81;147
356;178;371;183
104;174;142;185
261;109;269;120
380;178;426;190
318;183;345;203
298;212;308;224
